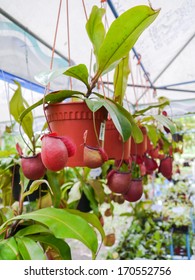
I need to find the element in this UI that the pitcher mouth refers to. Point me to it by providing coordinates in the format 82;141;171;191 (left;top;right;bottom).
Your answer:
114;170;131;174
131;177;142;181
21;153;40;159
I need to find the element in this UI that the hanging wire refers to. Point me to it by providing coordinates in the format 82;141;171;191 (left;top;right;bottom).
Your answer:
42;0;63;133
82;0;88;20
82;0;94;86
50;0;63;71
66;0;72;89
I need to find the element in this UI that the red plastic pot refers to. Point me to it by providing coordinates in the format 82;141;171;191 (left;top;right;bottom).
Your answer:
104;119;131;160
45;101;107;167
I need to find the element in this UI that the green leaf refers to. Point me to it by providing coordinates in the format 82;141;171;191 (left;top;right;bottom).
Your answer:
90;179;105;204
86;6;106;61
15;224;50;237
153;115;177;134
16;236;46;260
85;98;104;112
67;209;105;241
112;101;143;143
92;92;143;142
31;234;71;260
96;5;160;77
67;181;82;204
113;54;130;105
19;90;84;123
82;184;99;214
146;125;159;146
103;99;131;142
0;237;20;260
6;208;98;258
22;179;52;201
35;68;68;85
133;100;170;117
10;81;34;141
64;64;90;90
46;170;62;208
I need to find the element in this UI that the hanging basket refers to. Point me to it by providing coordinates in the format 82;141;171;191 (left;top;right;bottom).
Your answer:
130;126;147;156
45;101;107;167
104;119;131;160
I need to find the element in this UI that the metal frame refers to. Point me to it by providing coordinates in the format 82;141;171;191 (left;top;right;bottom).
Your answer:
107;0;195;105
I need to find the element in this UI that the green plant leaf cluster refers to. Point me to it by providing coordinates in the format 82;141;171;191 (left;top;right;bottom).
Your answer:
107;201;171;260
113;55;130;105
94;5;160;79
10;82;34;143
0;207;103;260
20;5;160;143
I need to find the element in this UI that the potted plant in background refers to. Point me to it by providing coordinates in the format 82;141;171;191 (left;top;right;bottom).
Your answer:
106;200;171;260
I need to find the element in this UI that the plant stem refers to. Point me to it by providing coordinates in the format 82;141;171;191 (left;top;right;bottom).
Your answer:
93;112;101;147
19;124;34;154
86;73;100;98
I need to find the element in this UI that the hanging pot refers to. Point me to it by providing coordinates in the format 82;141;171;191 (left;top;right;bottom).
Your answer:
130;126;147;156
123;178;143;202
45;101;107;167
104;119;131;160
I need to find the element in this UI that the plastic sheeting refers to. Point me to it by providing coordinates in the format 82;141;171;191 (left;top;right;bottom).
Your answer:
0;0;195;121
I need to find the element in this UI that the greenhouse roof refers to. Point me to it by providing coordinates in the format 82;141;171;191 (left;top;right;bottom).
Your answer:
0;0;195;122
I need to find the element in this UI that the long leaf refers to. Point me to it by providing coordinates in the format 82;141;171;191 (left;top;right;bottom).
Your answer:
92;92;143;143
146;125;159;146
113;101;143;143
103;99;131;142
22;179;52;201
10;81;34;141
16;236;46;260
113;54;130;105
46;170;62;208
19;90;84;123
15;224;50;237
0;237;20;260
31;234;71;260
67;209;105;241
2;208;98;258
97;5;160;77
67;181;82;204
86;5;106;61
153;115;177;134
85;98;104;112
64;64;90;90
35;68;68;85
133;100;170;117
82;184;99;215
